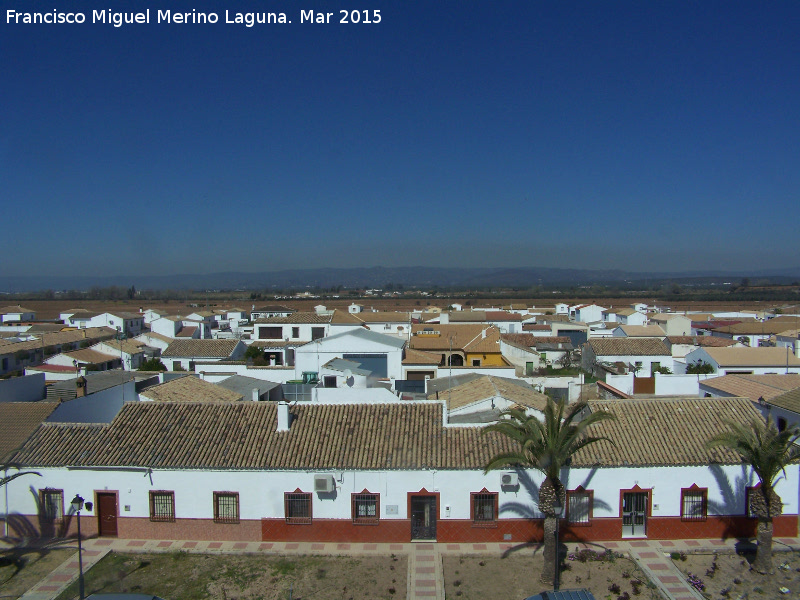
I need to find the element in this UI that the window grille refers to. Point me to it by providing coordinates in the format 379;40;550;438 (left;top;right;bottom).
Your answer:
40;489;64;523
352;493;379;524
568;491;591;525
472;492;497;524
285;492;312;524
149;491;175;522
214;492;239;524
681;490;707;521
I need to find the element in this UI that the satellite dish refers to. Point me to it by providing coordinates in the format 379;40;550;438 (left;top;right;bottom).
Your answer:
343;369;355;387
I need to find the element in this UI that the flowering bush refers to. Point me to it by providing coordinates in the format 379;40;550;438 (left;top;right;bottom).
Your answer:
686;572;705;591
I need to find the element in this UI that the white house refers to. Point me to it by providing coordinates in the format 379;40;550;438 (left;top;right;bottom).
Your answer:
294;328;406;384
63;312;144;337
92;339;147;370
582;338;673;377
251;305;295;321
648;314;692;337
0;305;36;323
5;397;796;545
569;304;605;324
253;313;333;344
603;308;647;326
161;339;247;372
684;346;800;376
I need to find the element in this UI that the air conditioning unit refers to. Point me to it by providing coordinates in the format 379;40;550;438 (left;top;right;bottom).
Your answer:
501;472;518;487
314;474;335;493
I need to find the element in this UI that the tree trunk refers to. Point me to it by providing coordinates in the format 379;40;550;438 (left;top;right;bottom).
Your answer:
749;486;781;574
752;518;774;574
538;477;565;586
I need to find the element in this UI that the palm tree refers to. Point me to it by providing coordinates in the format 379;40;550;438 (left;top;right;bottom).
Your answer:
706;417;800;574
483;398;615;585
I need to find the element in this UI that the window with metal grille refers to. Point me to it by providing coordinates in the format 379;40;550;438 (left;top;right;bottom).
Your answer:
213;492;239;524
149;491;175;522
471;492;497;525
285;492;312;524
40;489;64;523
352;493;379;524
567;490;592;525
681;487;707;521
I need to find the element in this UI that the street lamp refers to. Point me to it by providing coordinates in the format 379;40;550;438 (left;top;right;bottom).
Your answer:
71;494;93;600
553;497;564;592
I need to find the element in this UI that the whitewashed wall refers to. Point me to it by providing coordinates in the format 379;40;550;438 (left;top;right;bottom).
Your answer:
7;462;795;526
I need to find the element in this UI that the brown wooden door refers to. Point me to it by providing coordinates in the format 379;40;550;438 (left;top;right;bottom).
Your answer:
97;492;118;537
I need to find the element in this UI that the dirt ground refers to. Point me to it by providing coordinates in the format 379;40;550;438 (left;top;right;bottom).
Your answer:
0;548;74;599
55;551;407;600
673;548;800;599
443;549;660;600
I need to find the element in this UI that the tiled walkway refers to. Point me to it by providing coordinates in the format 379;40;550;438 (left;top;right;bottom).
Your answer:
11;536;800;600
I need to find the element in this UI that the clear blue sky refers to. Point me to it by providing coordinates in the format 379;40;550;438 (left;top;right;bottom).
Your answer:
3;1;799;277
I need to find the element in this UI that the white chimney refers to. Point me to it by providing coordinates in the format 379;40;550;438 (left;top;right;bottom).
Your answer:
481;329;487;339
277;401;290;432
252;388;260;402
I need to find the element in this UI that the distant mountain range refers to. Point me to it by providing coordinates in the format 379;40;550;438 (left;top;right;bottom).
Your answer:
2;266;800;293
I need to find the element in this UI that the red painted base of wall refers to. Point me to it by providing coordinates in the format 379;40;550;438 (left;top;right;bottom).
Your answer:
14;514;798;544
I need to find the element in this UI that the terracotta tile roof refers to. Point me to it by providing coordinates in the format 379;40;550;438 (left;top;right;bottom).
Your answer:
484;311;523;322
0;328;116;354
11;397;763;470
409;324;501;354
500;333;539;349
427;375;548;412
253;305;295;313
667;336;737;347
574;397;760;467
140;376;243;403
702;346;800;367
523;324;551;331
328;310;363;324
253;313;331;325
97;339;146;354
136;332;174;344
402;348;442;365
766;387;800;414
11;402;514;470
0;305;35;314
700;374;800;402
63;348;117;364
446;311;487;323
162;339;241;358
176;326;198;338
711;322;799;335
584;338;670;356
0;402;59;461
348;311;411;324
615;325;666;337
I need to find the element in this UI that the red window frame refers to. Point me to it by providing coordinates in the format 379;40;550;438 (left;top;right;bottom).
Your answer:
351;490;380;525
567;487;593;526
470;489;499;527
680;485;708;522
149;490;175;522
284;490;312;524
213;491;240;524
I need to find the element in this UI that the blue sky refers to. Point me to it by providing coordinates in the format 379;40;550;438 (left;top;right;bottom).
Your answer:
3;1;799;277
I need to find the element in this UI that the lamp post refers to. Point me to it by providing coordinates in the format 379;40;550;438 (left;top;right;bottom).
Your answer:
553;498;564;592
71;494;93;600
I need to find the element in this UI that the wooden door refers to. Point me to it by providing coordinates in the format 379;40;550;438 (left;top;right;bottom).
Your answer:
96;492;118;537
